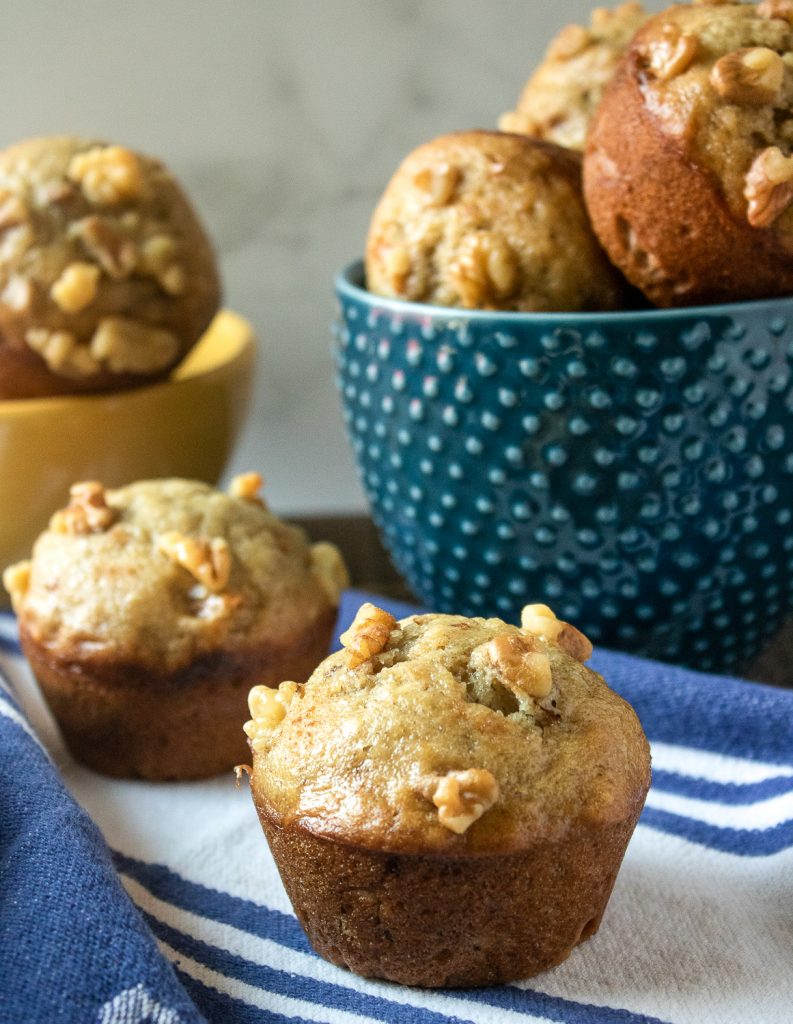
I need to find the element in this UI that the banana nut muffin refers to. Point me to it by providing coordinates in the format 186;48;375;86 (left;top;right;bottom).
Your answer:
3;474;348;780
499;2;648;151
0;135;220;398
245;601;651;988
365;130;629;313
584;1;793;306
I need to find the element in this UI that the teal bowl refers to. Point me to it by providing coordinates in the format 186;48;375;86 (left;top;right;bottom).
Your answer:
333;260;793;673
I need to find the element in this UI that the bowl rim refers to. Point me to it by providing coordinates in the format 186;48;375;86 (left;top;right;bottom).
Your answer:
0;309;254;417
335;259;793;323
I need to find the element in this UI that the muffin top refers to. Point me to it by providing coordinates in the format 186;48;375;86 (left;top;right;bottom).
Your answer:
499;2;648;151
365;131;627;313
0;136;220;396
3;475;348;672
247;603;651;855
620;2;793;233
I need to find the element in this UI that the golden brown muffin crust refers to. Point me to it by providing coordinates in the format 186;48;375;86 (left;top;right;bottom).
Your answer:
250;609;651;855
0;136;220;398
584;2;793;305
365;130;629;313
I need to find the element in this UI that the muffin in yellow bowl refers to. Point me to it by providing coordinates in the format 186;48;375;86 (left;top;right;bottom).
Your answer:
0;309;255;588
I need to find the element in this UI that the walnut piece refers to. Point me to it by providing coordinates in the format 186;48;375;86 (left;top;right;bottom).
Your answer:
591;2;644;29
50;481;118;535
2;560;31;602
643;24;698;81
310;541;349;603
89;316;179;374
520;603;593;663
139;234;186;295
67;145;144;205
476;633;553;699
157;532;231;592
711;48;785;105
758;0;793;23
26;327;99;377
744;146;793;227
243;681;298;752
422;768;500;834
0;193;27;231
228;471;265;502
339;602;398;668
2;275;34;312
449;232;519;308
413;162;460;206
548;23;591;61
71;215;137;279
50;262;100;313
381;245;411;295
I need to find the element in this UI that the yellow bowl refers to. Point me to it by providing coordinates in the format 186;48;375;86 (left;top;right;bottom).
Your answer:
0;309;255;589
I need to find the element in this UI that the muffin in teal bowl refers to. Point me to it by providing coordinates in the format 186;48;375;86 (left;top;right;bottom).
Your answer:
334;260;793;673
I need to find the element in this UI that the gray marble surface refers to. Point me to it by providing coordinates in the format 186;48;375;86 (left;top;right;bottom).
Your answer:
0;1;661;514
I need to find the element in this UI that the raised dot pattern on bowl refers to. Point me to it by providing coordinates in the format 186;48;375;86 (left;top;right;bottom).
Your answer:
334;264;793;673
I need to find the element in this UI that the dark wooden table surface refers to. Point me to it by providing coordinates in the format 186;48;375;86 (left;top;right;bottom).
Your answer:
296;514;793;689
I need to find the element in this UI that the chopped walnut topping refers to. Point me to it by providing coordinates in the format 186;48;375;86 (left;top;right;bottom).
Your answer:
243;681;298;752
340;602;398;668
2;275;34;312
744;146;793;227
50;482;118;535
591;2;644;29
71;215;137;279
228;471;265;502
413;162;460;206
139;234;186;295
421;768;500;834
520;604;593;663
2;560;31;600
158;532;231;592
89;317;179;374
382;245;411;294
50;262;101;313
475;633;553;699
711;48;785;105
0;193;27;231
643;24;698;81
310;542;349;603
548;23;592;61
758;0;793;22
26;328;99;377
497;110;541;135
67;145;144;205
449;232;519;308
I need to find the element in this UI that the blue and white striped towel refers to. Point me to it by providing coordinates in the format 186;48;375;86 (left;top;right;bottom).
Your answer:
1;590;791;1024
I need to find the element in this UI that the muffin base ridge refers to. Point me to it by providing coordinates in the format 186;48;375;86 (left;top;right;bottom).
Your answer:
21;606;336;781
255;795;640;988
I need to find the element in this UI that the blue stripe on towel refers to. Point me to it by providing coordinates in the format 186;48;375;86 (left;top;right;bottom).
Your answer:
640;807;793;856
651;768;793;805
177;972;312;1024
119;854;673;1024
145;912;477;1024
115;852;311;954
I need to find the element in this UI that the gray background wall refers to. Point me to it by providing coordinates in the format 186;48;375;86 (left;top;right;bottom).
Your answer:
0;1;660;514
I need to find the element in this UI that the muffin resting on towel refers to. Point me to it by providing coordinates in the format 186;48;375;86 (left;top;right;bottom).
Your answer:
584;1;793;306
366;130;629;313
245;602;651;987
3;474;348;780
0;136;220;398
